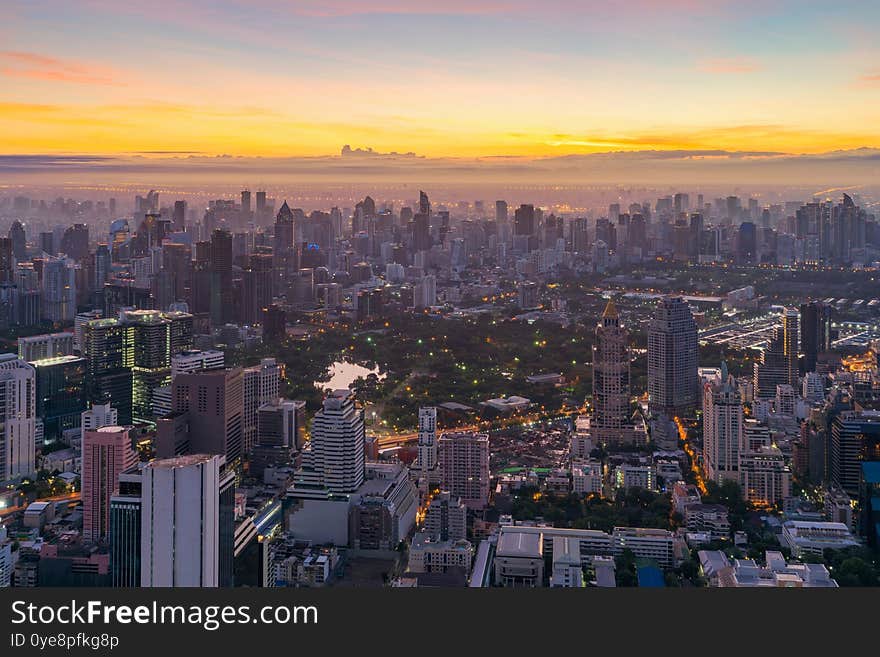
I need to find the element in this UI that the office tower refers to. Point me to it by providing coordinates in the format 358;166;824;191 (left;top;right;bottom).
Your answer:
414;274;436;309
17;331;74;362
171;349;224;376
162;242;191;304
141;454;235;587
274;201;295;292
255;190;267;216
250;399;305;478
830;411;880;497
592;299;635;445
168;367;244;463
262;304;286;343
209;229;234;326
0;238;13;284
81;318;133;425
514;204;536;236
416;407;438;473
110;465;142;587
438;431;490;510
82;426;137;543
0;354;36;481
292;390;365;495
702;370;743;484
8;221;25;260
737;221;757;264
800;301;832;373
122;309;193;420
754;309;799;397
242;358;281;453
93;243;110;301
172;200;186;231
240;190;251;217
242;252;273;325
38;232;54;257
412;210;431;252
41;256;76;323
495;200;508;227
648;296;699;417
32;355;87;444
60;223;89;262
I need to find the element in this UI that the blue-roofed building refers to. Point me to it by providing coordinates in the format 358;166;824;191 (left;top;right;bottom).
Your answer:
637;564;665;587
860;461;880;549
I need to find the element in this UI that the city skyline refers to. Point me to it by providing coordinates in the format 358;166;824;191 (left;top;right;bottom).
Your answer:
2;1;880;163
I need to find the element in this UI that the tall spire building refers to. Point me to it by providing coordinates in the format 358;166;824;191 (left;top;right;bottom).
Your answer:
592;299;635;444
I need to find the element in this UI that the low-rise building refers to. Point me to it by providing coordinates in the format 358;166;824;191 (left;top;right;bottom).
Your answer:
407;532;474;575
685;504;730;541
781;520;860;557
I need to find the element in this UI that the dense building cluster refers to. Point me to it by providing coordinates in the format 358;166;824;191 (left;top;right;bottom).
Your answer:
1;187;879;589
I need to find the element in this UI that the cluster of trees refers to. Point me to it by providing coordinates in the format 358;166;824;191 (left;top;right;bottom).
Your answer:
511;486;673;533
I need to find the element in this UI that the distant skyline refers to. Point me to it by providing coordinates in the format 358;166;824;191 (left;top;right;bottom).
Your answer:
2;1;880;159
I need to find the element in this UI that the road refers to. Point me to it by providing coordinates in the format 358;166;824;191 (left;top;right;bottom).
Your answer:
0;491;80;518
374;405;589;449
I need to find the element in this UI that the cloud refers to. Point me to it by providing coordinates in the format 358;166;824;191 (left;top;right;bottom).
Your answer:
698;57;762;74
0;50;124;86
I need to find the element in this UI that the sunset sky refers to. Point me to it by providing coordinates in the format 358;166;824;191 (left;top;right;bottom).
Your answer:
2;0;880;158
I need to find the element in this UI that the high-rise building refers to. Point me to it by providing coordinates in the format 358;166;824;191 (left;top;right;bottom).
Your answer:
82;426;137;543
109;464;143;587
754;309;799;398
422;491;467;542
250;399;305;478
169;368;244;464
32;355;87;444
495;200;508;227
0;354;36;481
81;318;133;425
592;299;635;445
800;301;832;373
702;371;743;484
291;390;365;495
438;431;490;510
140;454;235;587
830;411;880;497
416;407;438;473
41;256;76;323
242;358;280;454
172;200;186;231
648;296;699;418
17;331;75;362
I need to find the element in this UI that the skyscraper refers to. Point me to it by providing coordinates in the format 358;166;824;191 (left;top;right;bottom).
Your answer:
169;368;244;464
140;454;235;587
702;371;744;484
41;256;76;323
592;299;635;445
82;426;137;543
0;354;35;481
800;301;832;373
754;309;799;398
32;355;87;444
291;390;365;495
172;200;186;232
648;296;699;418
